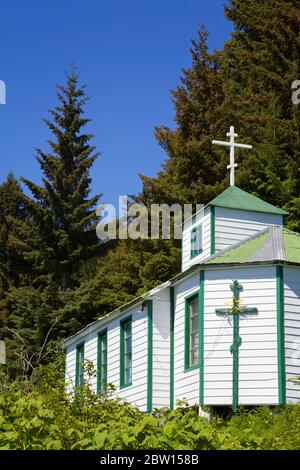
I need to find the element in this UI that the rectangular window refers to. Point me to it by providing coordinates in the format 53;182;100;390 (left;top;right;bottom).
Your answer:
97;330;108;394
191;225;202;259
185;294;199;370
75;342;84;387
120;317;132;388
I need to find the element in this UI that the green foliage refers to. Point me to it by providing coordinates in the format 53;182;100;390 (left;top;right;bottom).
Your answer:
137;0;300;228
2;0;300;385
1;356;300;450
20;71;101;290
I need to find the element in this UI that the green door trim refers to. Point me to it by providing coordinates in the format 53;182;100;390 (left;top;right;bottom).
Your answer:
276;266;286;404
199;271;205;404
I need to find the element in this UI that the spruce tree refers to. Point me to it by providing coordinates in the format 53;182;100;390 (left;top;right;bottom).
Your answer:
0;173;29;334
138;1;300;224
137;26;225;207
21;71;101;290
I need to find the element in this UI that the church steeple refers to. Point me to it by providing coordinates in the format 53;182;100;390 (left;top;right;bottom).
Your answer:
212;126;252;186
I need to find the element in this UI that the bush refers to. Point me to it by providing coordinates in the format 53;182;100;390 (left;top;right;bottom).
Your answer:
1;354;300;450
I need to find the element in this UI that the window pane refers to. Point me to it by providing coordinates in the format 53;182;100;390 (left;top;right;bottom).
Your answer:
125;366;132;384
190;314;199;333
125;336;132;353
188;296;199;367
190;348;199;366
191;225;202;257
76;344;84;387
122;319;132;386
124;322;131;338
190;297;198;316
191;331;199;349
98;333;107;393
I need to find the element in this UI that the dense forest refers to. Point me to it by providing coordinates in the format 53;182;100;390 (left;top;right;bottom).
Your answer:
1;0;300;379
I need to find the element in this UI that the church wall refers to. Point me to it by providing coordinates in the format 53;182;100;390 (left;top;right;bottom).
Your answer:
215;207;283;252
174;272;200;405
284;267;300;403
152;290;171;409
203;266;279;406
107;305;148;410
181;207;211;271
65;304;149;411
65;343;77;395
65;294;172;412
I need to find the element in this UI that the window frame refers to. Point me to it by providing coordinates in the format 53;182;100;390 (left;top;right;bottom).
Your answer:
184;292;200;372
190;224;203;259
75;342;85;387
97;329;108;394
120;316;132;389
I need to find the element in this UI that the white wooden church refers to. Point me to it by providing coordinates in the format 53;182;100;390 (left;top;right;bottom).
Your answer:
63;127;300;412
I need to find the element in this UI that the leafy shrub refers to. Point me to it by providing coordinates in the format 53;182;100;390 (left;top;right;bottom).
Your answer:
1;353;300;450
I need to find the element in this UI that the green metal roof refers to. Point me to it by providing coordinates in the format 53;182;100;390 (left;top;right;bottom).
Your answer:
284;230;300;263
209;186;288;216
206;227;300;265
207;232;270;264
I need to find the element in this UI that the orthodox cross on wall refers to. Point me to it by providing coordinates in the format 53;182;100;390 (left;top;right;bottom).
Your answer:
212;126;252;186
216;281;258;412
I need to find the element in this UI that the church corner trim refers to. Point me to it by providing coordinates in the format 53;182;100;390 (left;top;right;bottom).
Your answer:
276;266;286;405
199;270;205;405
147;299;153;412
210;206;215;256
170;287;175;410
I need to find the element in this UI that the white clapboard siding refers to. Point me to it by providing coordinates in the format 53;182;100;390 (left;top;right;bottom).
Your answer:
65;344;77;394
174;273;200;405
215;207;283;252
284;267;300;403
65;295;172;411
107;305;148;410
65;304;149;410
182;207;211;271
153;290;171;409
204;266;278;406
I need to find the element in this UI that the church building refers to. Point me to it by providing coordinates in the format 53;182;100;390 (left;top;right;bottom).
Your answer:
63;128;300;412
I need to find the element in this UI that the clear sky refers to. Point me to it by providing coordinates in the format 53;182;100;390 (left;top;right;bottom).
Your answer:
0;0;232;207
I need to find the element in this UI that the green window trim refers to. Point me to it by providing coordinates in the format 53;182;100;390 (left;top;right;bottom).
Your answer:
97;329;108;394
184;291;200;372
120;316;132;389
276;266;286;405
75;342;85;388
190;224;203;259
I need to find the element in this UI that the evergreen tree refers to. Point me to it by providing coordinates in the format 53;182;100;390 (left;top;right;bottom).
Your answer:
138;0;300;229
137;26;225;207
4;72;102;371
21;71;101;290
0;174;28;334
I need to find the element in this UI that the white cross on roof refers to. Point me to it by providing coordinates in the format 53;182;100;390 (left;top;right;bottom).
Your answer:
212;126;252;186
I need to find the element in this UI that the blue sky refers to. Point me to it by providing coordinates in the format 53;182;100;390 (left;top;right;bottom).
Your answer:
0;1;232;207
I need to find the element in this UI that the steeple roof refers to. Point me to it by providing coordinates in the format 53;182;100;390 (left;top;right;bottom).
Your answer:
209;186;288;216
